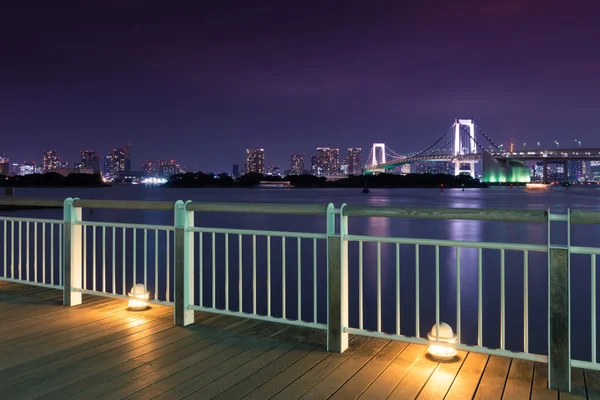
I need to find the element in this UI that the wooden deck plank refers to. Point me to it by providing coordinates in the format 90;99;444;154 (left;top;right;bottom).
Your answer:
386;345;440;399
0;283;595;400
358;343;428;400
269;335;371;400
473;355;511;400
445;352;489;400
531;362;559;400
560;368;587;399
300;338;391;399
416;350;468;400
584;369;600;400
503;359;535;399
329;341;408;400
213;332;328;400
81;319;274;399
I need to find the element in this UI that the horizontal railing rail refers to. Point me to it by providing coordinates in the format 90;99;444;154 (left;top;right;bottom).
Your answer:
3;198;600;393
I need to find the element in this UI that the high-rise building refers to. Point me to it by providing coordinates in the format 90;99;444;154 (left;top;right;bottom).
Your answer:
315;148;340;175
124;143;131;172
232;164;239;177
158;160;180;177
290;154;304;175
19;161;39;175
0;155;9;176
245;149;265;174
347;148;363;175
43;150;60;172
106;148;126;178
80;150;100;173
142;160;156;176
311;155;318;175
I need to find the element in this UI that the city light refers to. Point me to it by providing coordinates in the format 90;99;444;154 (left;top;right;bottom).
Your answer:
141;177;167;185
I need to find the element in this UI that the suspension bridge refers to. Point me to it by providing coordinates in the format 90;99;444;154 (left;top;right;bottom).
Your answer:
364;119;600;183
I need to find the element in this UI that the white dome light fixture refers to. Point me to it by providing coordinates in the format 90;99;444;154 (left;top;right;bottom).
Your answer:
128;283;150;310
427;322;457;360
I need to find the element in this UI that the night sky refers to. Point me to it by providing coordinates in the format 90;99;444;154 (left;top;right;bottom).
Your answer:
1;0;598;172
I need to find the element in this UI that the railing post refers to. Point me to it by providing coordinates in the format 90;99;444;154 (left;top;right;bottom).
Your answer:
63;197;82;306
547;209;571;392
174;200;194;326
327;203;348;353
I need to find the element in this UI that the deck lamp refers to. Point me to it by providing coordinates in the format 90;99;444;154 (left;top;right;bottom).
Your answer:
128;283;150;310
427;322;457;360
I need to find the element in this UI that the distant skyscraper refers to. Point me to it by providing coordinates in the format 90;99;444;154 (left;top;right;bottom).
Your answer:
245;149;265;174
43;150;60;172
19;161;39;176
311;155;318;175
232;164;239;177
290;154;304;175
347;148;363;175
80;150;100;173
0;155;9;176
142;160;156;176
124;143;131;172
315;148;340;175
158;160;180;177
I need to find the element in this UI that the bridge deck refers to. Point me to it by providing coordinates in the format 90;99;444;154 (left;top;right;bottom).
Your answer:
0;281;593;399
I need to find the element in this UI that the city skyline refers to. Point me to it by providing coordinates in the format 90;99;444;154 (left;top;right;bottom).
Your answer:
1;1;599;171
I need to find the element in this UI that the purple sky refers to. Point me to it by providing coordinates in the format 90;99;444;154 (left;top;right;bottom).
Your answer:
1;0;598;172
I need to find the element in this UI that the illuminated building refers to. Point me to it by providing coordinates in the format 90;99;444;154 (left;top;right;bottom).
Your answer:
80;150;100;173
0;155;9;176
347;148;362;175
267;165;281;176
142;160;157;176
315;148;340;175
124;143;131;172
401;164;411;174
19;161;39;175
290;154;304;175
43;150;60;172
107;148;126;178
158;160;180;177
232;164;239;177
245;149;265;174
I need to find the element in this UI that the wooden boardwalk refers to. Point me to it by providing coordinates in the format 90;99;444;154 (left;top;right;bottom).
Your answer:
0;282;594;399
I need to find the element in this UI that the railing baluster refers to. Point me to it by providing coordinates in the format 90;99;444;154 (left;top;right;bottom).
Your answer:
359;240;363;330
59;224;62;286
166;231;170;302
92;226;96;290
298;237;301;321
18;221;22;279
225;233;229;311
199;232;203;307
313;238;317;323
415;244;420;337
11;221;14;279
282;236;286;319
435;245;440;341
133;229;137;287
238;234;242;312
154;230;158;301
252;234;256;314
396;243;400;335
26;222;29;281
478;248;483;346
112;227;116;294
377;241;382;333
102;226;106;292
592;254;597;364
34;222;37;282
122;227;126;296
500;248;506;350
144;229;148;291
524;250;529;353
213;232;216;309
83;226;86;289
456;247;461;343
267;236;271;316
51;223;54;285
3;220;6;278
42;222;45;283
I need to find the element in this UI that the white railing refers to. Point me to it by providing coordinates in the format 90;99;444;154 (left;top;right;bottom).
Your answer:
1;197;599;393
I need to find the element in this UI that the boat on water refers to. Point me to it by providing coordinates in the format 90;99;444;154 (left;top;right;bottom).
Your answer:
526;183;552;189
258;181;293;189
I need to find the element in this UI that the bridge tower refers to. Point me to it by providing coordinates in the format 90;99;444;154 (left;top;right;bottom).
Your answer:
371;143;386;172
452;119;478;177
